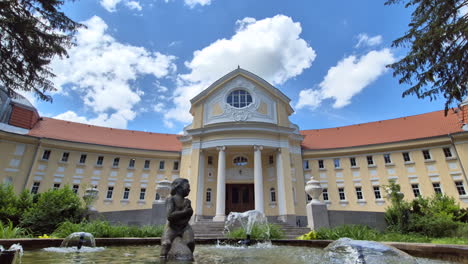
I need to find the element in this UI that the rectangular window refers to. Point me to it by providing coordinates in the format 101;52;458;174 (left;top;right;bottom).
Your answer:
269;155;274;165
455;181;467;195
53;183;60;190
338;188;346;200
106;186;114;199
350;157;356;167
144;160;150;169
42;150;51;160
173;161;179;171
432;183;442;194
61;152;69;162
373;186;382;199
402;152;411;162
384;154;392;164
304;160;310;170
72;185;79;194
207;156;213;165
159;160;165;170
129;159;135;168
139;188;146;200
123;188;130;200
270;188;276;202
422;150;431;160
318;160;324;169
79;154;87;164
96;156;104;166
355;187;363;200
322;188;329;201
31;182;40;194
366;156;374;165
113;157;120;167
443;147;453;158
206;188;212;202
411;184;421;197
334;158;341;168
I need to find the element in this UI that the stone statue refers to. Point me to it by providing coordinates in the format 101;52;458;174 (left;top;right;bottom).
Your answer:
160;178;195;261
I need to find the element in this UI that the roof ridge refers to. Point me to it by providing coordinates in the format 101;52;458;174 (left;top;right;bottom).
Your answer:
40;117;178;136
300;109;448;132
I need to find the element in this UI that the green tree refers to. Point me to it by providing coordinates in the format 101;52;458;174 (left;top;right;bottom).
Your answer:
0;0;82;101
20;186;85;235
385;0;467;111
0;184;32;226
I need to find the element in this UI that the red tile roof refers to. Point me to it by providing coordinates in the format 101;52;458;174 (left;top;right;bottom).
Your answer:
300;110;464;150
28;117;182;152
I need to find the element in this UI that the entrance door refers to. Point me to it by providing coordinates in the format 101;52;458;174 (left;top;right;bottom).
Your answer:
226;184;254;214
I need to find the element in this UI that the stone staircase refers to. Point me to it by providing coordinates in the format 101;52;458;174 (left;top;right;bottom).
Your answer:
191;219;310;239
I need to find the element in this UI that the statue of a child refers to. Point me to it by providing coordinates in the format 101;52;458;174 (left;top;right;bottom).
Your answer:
160;178;195;259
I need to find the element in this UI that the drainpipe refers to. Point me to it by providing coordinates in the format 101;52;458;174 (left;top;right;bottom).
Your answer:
448;133;468;184
23;139;42;191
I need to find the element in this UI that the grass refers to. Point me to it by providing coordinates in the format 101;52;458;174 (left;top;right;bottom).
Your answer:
297;224;468;245
52;220;164;238
226;223;284;240
0;220;31;239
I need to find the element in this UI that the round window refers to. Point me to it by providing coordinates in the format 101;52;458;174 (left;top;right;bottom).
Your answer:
233;156;248;166
227;90;253;108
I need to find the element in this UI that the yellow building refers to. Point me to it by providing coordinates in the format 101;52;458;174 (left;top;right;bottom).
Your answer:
1;69;467;226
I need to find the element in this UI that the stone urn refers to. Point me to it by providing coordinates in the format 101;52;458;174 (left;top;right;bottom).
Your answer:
83;187;99;211
154;179;171;204
305;179;323;205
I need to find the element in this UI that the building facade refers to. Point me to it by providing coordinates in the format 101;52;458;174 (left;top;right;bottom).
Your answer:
1;69;468;225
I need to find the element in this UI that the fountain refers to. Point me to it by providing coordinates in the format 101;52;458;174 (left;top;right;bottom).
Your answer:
0;244;23;264
224;210;270;246
60;232;96;249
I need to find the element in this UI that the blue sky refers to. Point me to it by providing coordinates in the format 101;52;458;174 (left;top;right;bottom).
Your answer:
29;0;447;134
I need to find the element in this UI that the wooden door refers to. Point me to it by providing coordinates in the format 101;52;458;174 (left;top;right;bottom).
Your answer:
226;184;254;214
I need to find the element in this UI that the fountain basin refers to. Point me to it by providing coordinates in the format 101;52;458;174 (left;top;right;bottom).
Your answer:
1;238;467;263
20;243;462;264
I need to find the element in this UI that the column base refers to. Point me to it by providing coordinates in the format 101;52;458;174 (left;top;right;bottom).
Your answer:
212;215;226;222
306;203;329;230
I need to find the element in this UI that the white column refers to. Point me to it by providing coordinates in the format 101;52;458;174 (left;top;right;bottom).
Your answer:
276;149;287;221
254;145;264;213
195;151;205;221
213;146;226;222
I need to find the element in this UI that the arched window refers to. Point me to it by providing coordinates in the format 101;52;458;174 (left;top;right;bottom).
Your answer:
233;156;248;166
206;188;212;202
270;187;276;202
227;90;253;108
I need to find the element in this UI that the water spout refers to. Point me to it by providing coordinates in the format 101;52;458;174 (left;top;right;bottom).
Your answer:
224;210;270;246
60;232;96;249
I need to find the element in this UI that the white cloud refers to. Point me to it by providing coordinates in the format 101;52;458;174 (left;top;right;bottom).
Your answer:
164;15;316;125
100;0;142;12
184;0;212;8
50;16;176;128
355;33;383;48
54;110;135;129
125;1;142;10
296;48;395;110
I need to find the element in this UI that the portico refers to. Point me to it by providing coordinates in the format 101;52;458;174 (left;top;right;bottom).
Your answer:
178;68;306;225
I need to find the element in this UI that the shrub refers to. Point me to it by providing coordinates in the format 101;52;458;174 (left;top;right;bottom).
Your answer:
0;220;31;238
0;184;33;226
315;225;379;241
297;230;317;240
226;223;284;240
52;220;164;238
20;186;86;235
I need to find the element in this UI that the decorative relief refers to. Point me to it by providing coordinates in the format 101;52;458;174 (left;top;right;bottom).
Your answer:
203;76;277;125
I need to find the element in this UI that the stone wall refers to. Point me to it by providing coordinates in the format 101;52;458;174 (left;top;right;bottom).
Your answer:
97;203;167;226
327;210;387;231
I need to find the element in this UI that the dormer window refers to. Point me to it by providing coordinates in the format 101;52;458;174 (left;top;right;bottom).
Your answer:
227;89;252;108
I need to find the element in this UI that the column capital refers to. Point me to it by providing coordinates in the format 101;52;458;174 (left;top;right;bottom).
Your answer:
276;148;282;153
253;145;263;151
216;146;226;152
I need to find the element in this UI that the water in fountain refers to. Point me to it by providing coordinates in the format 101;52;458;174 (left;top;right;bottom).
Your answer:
60;232;96;248
224;210;270;245
0;243;23;264
43;232;105;253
